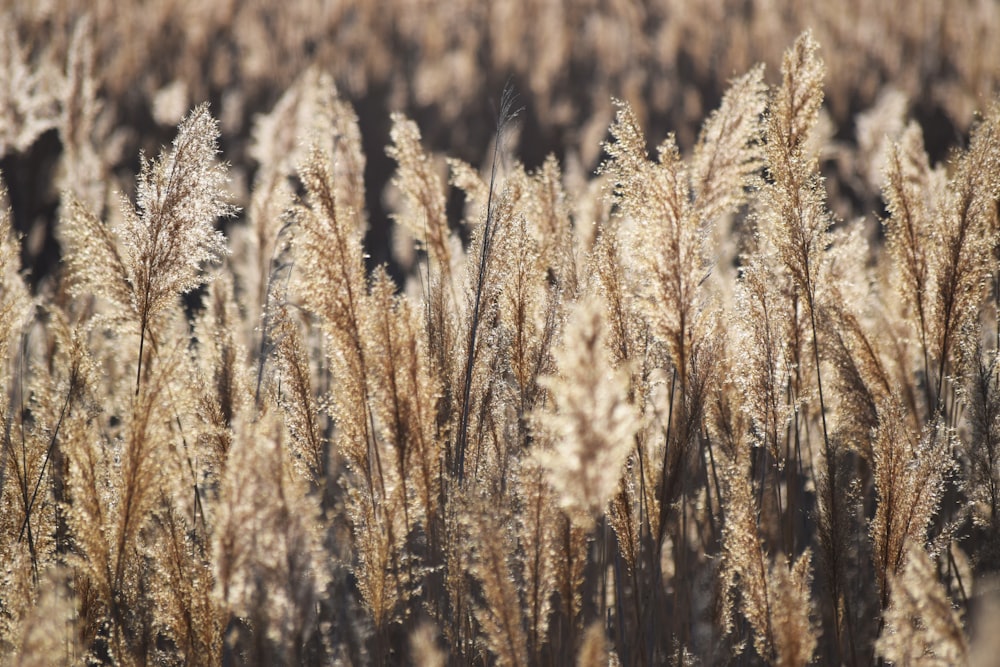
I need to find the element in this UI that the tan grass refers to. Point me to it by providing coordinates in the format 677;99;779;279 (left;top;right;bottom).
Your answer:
5;15;1000;666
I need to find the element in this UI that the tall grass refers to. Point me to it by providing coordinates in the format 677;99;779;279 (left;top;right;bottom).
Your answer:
3;18;1000;667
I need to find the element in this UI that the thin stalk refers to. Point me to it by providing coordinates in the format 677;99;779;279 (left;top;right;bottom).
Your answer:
655;368;678;549
805;284;857;667
136;318;146;395
17;371;76;544
705;434;724;539
455;82;521;483
612;549;630;667
14;333;38;576
785;377;796;555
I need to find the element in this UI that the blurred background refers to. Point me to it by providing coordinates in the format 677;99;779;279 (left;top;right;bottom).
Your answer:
3;0;999;286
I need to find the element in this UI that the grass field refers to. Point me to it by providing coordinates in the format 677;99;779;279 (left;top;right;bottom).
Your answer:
2;3;1000;665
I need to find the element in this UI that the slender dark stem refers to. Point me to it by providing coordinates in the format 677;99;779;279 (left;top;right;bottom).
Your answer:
455;81;521;483
15;333;38;576
705;433;724;539
806;286;858;667
136;314;147;396
17;372;76;544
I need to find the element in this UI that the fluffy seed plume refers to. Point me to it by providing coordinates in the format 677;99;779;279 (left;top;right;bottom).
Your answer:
876;546;969;666
533;292;639;525
62;104;233;392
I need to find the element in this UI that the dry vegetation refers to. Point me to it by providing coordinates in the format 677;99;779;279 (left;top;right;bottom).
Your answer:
4;2;1000;666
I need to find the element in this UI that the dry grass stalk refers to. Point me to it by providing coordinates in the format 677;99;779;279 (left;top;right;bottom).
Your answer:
514;458;558;661
576;620;619;667
756;31;863;661
455;81;522;483
0;28;59;156
387;113;454;286
959;333;1000;534
533;293;639;526
212;407;331;664
7;19;1000;666
293;139;379;495
467;491;529;667
882;121;936;411
719;440;817;665
0;175;30;392
61;104;233;394
876;545;969;666
120;105;233;392
928;103;1000;412
871;399;953;610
